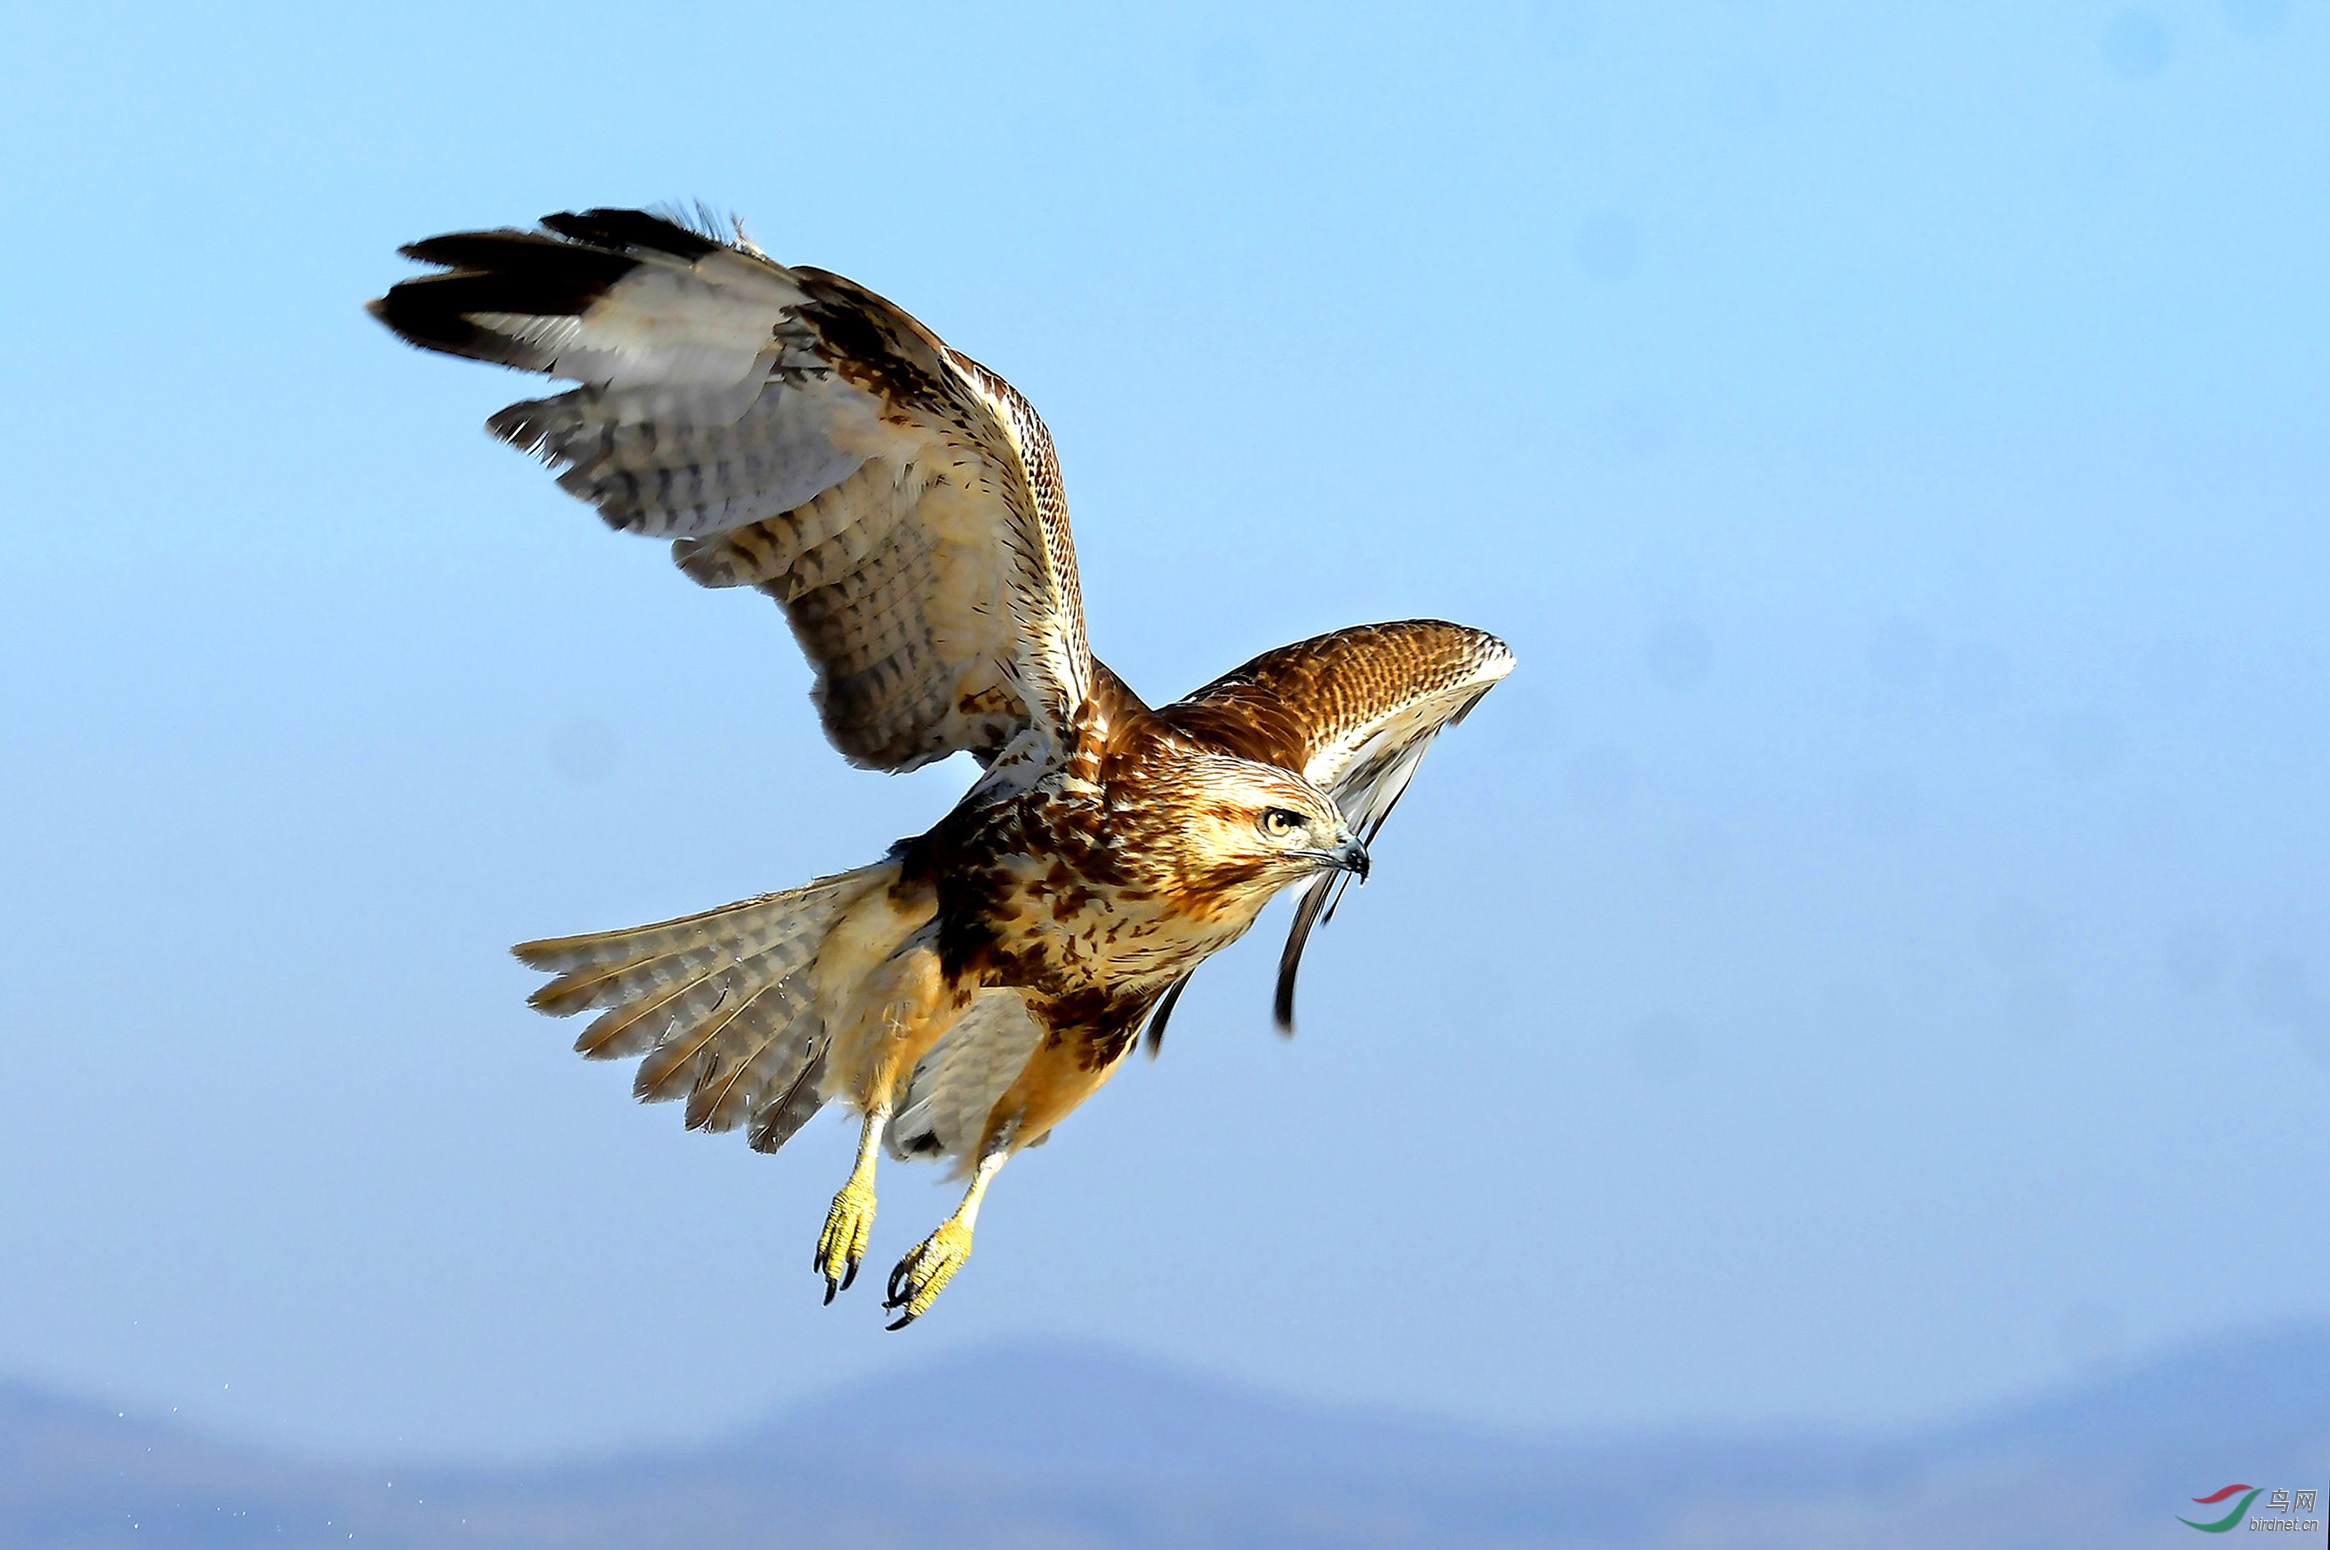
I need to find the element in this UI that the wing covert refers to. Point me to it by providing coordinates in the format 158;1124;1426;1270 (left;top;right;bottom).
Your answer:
371;208;1091;773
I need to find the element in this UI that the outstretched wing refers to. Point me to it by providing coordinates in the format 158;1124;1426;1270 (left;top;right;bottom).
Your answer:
1159;619;1514;1031
371;208;1091;774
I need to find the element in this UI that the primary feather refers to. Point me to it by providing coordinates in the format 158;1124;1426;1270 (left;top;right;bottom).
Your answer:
371;208;1088;775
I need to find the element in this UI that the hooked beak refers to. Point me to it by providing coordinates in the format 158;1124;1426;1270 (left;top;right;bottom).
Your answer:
1293;826;1368;881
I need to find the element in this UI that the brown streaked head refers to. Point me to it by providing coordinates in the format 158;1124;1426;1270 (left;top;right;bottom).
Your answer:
1161;752;1366;915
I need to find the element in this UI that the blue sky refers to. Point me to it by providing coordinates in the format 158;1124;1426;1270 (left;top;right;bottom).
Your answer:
3;0;2326;1461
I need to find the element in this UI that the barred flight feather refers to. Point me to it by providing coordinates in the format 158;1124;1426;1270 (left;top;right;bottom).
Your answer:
591;954;781;1080
525;869;876;966
633;949;800;1105
505;865;894;1153
521;889;836;1017
748;1049;829;1155
685;976;817;1134
573;968;721;1062
372;208;1093;778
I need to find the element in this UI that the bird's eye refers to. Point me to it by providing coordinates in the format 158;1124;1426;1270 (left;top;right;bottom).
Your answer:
1260;807;1302;839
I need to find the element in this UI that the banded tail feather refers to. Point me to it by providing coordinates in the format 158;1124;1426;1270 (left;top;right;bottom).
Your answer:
513;864;890;1152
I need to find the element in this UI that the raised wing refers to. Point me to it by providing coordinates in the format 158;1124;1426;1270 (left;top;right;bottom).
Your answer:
371;208;1091;774
1159;619;1514;1032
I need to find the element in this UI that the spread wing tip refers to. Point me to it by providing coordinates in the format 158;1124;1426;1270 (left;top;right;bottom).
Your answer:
372;206;1094;784
367;206;765;373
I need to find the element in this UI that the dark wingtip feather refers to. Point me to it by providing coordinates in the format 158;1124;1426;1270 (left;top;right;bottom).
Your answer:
542;207;722;260
1273;879;1333;1036
400;229;637;285
1144;973;1196;1059
370;278;527;365
371;224;651;368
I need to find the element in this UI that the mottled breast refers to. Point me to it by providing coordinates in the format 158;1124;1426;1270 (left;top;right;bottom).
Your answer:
913;776;1241;1005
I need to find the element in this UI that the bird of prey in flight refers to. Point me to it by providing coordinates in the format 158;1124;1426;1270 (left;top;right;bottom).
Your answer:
371;209;1513;1326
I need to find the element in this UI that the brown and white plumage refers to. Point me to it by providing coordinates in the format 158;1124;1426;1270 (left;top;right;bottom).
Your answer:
372;208;1088;774
372;208;1513;1325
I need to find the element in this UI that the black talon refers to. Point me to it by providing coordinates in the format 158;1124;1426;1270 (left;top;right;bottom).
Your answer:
885;1310;919;1331
840;1257;860;1293
821;1277;837;1306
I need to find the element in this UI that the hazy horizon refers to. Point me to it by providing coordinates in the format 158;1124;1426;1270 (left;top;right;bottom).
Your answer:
10;1314;2326;1467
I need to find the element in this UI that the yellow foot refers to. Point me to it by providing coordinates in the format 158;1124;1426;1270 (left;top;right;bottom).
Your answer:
814;1180;875;1303
883;1218;974;1330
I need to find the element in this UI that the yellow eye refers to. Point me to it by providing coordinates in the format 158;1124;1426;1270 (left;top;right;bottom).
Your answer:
1260;807;1302;838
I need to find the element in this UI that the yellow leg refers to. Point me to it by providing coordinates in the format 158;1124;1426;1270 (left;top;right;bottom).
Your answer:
883;1146;1008;1330
814;1108;886;1303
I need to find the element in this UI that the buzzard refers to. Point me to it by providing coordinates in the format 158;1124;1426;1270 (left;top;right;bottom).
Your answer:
370;210;1513;1326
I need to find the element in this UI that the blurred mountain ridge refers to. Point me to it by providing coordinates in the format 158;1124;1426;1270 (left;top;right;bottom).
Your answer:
6;1324;2327;1548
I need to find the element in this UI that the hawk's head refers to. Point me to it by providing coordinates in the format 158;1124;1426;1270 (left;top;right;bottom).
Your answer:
1163;754;1367;917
